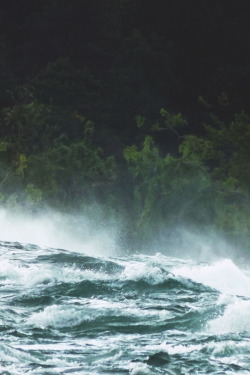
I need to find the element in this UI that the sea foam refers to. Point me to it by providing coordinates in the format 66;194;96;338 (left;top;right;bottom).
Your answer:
172;258;250;297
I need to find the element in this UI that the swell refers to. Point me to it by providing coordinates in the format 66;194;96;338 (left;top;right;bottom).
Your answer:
0;239;249;375
12;274;216;306
35;252;124;274
20;297;218;338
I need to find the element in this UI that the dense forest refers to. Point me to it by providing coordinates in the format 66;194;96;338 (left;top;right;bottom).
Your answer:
0;0;250;256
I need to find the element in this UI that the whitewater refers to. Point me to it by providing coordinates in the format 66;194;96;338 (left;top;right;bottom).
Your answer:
0;211;250;374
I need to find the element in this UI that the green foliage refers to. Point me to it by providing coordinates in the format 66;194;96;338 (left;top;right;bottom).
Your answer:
152;109;187;133
124;135;215;242
178;111;250;251
135;115;146;128
25;184;43;204
25;131;116;206
16;154;28;176
0;192;4;203
123;107;250;252
186;111;250;192
179;135;214;162
198;95;213;109
0;100;54;159
159;108;187;128
0;141;9;152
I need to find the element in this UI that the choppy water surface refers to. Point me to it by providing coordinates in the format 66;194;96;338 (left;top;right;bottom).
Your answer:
0;240;250;374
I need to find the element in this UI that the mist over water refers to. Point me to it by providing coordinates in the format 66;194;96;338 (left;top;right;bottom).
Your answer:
0;208;118;256
0;207;242;262
0;208;250;374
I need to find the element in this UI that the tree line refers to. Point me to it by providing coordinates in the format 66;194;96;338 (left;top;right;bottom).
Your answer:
0;0;250;255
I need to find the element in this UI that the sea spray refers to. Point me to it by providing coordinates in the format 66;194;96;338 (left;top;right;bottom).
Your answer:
0;207;118;256
172;258;250;297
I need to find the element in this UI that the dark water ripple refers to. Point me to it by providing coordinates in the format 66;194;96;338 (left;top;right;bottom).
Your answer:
0;241;249;374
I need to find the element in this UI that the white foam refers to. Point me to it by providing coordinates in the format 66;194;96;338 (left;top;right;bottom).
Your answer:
129;363;151;375
0;343;39;367
172;258;250;337
26;305;90;329
144;341;203;356
172;258;250;297
211;340;250;356
0;365;24;375
120;261;169;285
208;298;250;333
0;258;113;289
0;259;24;284
144;337;250;363
26;297;173;330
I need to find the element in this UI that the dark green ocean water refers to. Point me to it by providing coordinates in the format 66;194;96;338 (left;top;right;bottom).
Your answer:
0;240;250;374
